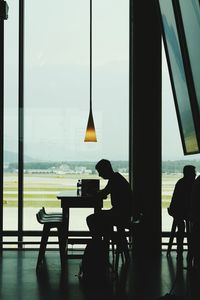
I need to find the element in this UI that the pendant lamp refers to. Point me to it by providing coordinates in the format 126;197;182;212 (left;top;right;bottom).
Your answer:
84;0;97;142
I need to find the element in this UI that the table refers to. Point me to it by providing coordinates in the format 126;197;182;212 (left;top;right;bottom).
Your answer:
57;190;103;270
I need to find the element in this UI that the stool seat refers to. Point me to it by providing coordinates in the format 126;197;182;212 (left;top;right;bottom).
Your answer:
36;208;66;271
41;207;63;218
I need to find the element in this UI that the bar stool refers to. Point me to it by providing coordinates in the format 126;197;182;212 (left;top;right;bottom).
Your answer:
36;208;66;271
111;213;143;272
111;226;130;272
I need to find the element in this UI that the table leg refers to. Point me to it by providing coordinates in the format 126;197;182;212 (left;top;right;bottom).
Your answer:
59;207;69;271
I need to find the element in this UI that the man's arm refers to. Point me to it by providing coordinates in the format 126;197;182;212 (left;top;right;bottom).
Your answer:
96;181;111;200
169;181;181;216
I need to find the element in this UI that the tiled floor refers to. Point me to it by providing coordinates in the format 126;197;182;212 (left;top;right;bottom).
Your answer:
0;250;200;300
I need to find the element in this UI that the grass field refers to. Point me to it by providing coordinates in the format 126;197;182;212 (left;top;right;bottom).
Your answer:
3;172;181;208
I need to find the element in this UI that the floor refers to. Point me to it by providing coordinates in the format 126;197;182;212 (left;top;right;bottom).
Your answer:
0;250;200;300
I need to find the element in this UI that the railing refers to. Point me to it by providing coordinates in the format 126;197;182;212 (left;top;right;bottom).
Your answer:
0;230;190;251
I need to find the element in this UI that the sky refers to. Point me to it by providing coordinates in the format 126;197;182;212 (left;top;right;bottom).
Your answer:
3;0;200;162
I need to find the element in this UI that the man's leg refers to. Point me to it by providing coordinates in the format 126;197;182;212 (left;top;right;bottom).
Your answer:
192;222;200;269
186;220;193;264
176;218;185;259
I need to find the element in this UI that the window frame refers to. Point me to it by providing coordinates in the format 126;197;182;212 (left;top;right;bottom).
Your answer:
157;0;200;155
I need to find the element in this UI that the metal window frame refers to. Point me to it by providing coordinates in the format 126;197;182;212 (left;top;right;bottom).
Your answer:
18;0;24;249
174;0;200;144
0;0;5;251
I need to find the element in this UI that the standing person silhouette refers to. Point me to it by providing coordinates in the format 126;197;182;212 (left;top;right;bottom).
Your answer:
86;159;134;243
168;165;196;260
190;174;200;270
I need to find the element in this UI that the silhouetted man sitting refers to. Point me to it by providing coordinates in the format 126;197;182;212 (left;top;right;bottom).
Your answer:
86;159;134;257
168;165;196;260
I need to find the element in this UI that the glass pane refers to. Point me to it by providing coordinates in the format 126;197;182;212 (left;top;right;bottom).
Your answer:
162;43;179;236
24;0;90;231
93;0;129;159
159;0;199;154
179;0;200;114
24;0;129;232
3;0;18;231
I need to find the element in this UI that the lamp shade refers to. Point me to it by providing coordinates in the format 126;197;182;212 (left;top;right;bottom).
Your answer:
84;109;97;142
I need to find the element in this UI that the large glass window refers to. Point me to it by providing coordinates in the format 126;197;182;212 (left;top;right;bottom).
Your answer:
0;0;128;245
2;0;128;248
24;0;91;232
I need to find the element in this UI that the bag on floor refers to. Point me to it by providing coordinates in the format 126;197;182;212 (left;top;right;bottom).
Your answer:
78;239;110;286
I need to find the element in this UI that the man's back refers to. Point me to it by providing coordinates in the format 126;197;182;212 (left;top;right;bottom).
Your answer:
170;178;193;218
108;172;132;215
190;175;200;222
169;169;195;219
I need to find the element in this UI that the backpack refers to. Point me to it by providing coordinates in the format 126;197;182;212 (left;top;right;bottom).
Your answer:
78;239;110;287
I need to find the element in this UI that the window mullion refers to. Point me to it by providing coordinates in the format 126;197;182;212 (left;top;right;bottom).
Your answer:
18;0;24;249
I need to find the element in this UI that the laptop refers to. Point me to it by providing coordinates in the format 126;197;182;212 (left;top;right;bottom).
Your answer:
81;179;100;196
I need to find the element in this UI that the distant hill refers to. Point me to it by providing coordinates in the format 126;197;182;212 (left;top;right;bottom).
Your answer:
4;151;36;163
162;159;200;173
4;151;200;173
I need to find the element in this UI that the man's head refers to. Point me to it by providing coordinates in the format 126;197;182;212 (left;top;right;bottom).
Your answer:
95;159;114;179
183;165;196;180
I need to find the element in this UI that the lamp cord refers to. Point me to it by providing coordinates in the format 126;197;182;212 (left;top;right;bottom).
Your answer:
90;0;92;111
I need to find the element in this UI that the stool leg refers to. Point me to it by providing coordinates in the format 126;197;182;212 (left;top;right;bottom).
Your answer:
110;227;116;266
128;232;132;250
111;239;115;264
36;225;50;269
115;247;120;272
121;233;130;262
186;220;192;262
115;228;130;272
58;225;67;271
118;228;129;262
